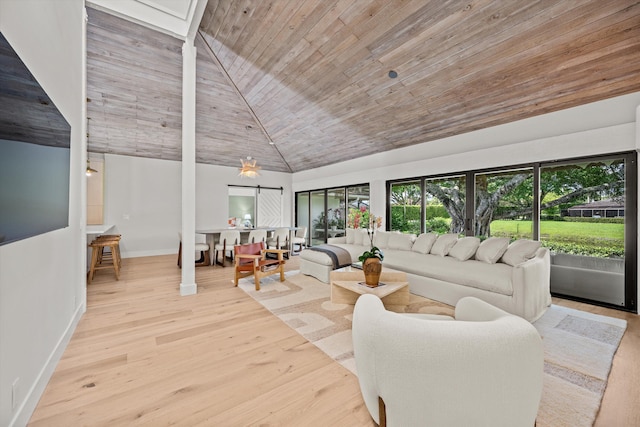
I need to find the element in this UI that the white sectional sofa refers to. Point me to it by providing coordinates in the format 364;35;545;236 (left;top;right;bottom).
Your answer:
313;229;551;322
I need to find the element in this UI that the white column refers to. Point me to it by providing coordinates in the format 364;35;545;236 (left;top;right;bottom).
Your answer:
180;38;197;296
80;7;89;311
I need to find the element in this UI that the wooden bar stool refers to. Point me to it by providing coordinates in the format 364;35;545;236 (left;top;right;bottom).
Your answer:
88;237;121;283
95;234;122;268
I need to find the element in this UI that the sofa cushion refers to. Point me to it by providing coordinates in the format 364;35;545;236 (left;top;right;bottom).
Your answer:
383;250;514;296
430;234;459;256
475;237;510;264
448;237;481;261
501;239;542;266
346;228;356;244
374;231;392;249
388;233;415;250
412;233;438;254
353;229;367;246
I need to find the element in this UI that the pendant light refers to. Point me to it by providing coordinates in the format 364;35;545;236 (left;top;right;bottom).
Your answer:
239;156;260;178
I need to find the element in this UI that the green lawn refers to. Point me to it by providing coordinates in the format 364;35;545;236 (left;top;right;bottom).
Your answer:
490;220;624;240
489;219;624;257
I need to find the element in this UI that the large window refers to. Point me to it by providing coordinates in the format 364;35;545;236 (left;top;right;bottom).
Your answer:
390;180;421;234
424;175;465;234
385;152;637;313
474;168;533;240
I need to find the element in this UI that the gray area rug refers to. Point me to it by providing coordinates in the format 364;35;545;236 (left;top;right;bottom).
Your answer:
239;272;627;427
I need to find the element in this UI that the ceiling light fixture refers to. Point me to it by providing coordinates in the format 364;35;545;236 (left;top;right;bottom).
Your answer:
86;159;98;176
239;156;261;178
388;70;398;78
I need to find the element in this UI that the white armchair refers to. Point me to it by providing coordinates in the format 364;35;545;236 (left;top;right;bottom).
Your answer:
352;295;543;427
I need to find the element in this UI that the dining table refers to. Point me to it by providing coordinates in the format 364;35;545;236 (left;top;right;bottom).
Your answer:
195;227;298;265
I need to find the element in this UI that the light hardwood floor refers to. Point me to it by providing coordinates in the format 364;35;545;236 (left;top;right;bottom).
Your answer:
29;255;639;426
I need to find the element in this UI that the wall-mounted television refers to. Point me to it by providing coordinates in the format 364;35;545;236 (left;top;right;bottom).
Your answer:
0;32;71;246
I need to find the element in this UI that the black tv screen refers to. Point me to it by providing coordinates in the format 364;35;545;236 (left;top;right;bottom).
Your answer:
0;32;71;246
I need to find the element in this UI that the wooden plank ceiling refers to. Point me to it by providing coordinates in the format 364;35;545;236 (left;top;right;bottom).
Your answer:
87;1;640;173
0;33;70;148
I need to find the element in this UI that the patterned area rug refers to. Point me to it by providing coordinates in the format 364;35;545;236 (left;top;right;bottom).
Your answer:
239;272;626;427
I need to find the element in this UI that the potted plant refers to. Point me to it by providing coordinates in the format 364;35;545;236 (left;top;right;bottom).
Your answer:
358;213;384;287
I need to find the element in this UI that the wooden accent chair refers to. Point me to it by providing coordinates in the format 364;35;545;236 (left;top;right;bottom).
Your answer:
234;242;287;290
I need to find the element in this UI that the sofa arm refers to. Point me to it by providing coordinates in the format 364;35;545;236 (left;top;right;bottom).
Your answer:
455;296;512;322
328;236;346;244
511;247;551;322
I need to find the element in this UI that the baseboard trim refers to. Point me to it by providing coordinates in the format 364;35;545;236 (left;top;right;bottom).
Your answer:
121;248;176;258
10;303;85;427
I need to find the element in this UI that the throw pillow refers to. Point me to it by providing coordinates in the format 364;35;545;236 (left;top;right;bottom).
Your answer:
346;228;355;244
388;233;415;250
412;233;438;254
475;237;510;264
353;229;366;246
430;233;459;257
374;231;392;249
448;236;481;261
501;239;542;266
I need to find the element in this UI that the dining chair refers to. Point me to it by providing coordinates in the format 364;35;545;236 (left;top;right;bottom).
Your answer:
267;227;290;251
214;230;241;267
292;226;308;253
248;229;267;244
177;232;211;267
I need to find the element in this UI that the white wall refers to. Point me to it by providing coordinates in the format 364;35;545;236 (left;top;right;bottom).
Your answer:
103;154;293;258
0;1;85;426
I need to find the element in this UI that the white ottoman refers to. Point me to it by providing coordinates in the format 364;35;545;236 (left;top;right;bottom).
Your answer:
300;249;337;283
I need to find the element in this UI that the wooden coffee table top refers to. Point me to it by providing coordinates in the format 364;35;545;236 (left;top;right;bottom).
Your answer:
330;266;410;306
330;265;407;283
331;280;408;299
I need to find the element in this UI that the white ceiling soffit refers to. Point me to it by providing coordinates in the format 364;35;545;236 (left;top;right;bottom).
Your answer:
86;0;207;40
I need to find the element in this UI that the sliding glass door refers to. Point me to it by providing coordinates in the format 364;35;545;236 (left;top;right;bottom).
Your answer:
310;190;325;246
296;192;310;248
327;188;346;239
347;185;370;229
540;155;634;308
296;184;370;246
